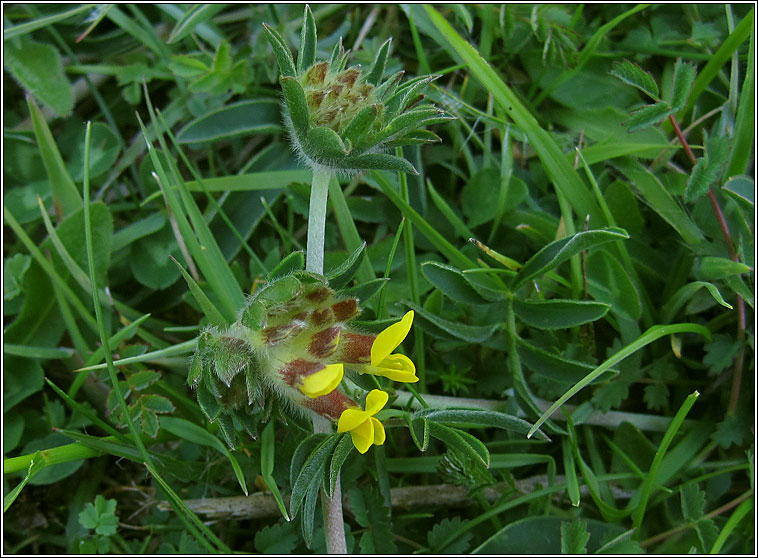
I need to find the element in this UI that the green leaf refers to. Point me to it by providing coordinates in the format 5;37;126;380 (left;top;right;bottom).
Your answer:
267;251;304;280
685;135;731;202
671;59;697;110
407;416;430;451
129;221;181;290
513;298;610;329
280;76;310;136
6;36;73;115
172;256;228;326
586;249;641;321
659;281;733;323
517;338;617;385
139;394;175;414
254;522;298;554
348;487;397;554
289;434;339;519
474;517;627;554
561;519;589;553
327;434;354;497
345;153;418;174
27;97;81;217
262;23;296;78
304;126;350;159
69;122;121;181
421;5;604;225
260;421;290;520
429;517;472;554
168;4;226;44
297;5;317;74
404;301;500;343
680;483;706;521
428;422;489;467
722;175;754;208
610;59;659;99
175;99;281;144
643;384;669;412
326;242;366;288
514;228;629;290
528;324;710;439
414;408;549;441
696;256;752;280
612;158;704;245
625;101;675;132
341;105;379;147
365;38;392;85
703;334;741;374
421;262;490;305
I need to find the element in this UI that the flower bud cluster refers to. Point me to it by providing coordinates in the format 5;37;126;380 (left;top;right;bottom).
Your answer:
188;272;417;453
263;6;451;176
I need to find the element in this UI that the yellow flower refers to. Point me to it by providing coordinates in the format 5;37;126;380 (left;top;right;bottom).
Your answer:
337;389;388;454
365;310;418;383
298;363;344;398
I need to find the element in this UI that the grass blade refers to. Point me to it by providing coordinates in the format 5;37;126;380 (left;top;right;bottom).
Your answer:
527;323;711;438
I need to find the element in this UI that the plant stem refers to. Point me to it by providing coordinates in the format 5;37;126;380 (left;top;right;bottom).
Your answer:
306;168;346;554
312;416;347;554
668;113;747;416
306;167;333;275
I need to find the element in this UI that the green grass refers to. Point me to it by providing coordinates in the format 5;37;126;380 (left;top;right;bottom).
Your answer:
3;4;754;555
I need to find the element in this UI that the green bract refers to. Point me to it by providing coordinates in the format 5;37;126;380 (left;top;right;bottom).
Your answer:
263;6;450;175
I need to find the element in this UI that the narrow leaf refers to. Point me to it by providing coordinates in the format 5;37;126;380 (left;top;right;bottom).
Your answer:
171;256;227;326
326;242;366;288
514;228;629;290
346;153;417;174
280;76;310;136
262;23;296;77
297;5;317;73
365;38;392;85
513;298;610;329
27;97;81;216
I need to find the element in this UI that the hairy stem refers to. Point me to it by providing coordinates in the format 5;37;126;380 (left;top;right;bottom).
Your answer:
668;114;747;416
306;168;333;275
312;415;347;554
306;170;346;553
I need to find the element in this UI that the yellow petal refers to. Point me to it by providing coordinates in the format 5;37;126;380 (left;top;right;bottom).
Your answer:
370;310;414;367
371;417;386;446
337;408;367;433
375;354;418;383
364;389;389;416
349;418;374;454
298;363;344;398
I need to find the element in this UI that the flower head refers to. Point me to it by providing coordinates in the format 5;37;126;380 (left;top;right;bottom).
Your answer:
263;6;450;176
337;389;388;454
